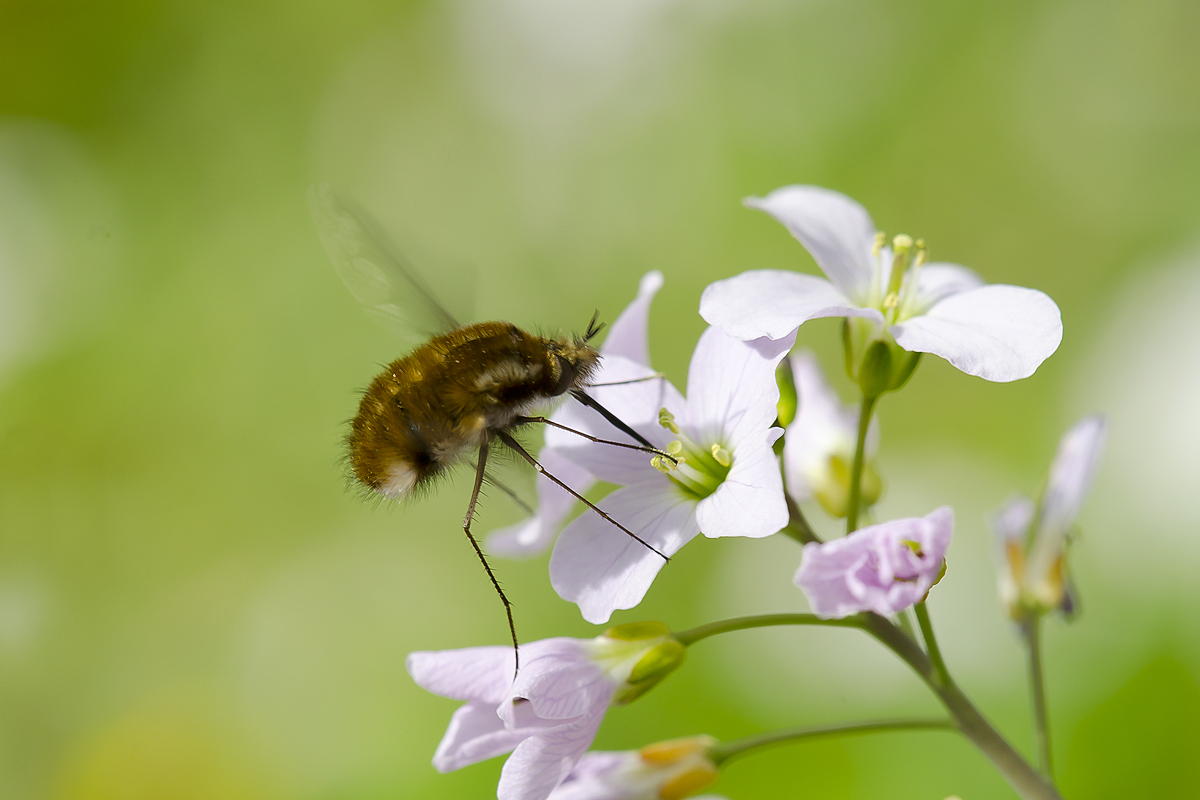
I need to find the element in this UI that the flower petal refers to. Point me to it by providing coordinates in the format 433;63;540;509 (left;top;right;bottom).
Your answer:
695;428;788;539
700;269;880;342
682;326;796;448
992;495;1036;542
488;449;594;558
909;263;984;312
498;716;606;800
1040;415;1106;540
889;285;1063;382
432;700;531;772
407;646;514;704
599;270;663;366
550;481;699;624
743;185;879;302
503;639;613;722
783;351;865;502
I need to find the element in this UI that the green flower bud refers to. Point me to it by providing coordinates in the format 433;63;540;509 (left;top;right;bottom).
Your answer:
613;639;687;705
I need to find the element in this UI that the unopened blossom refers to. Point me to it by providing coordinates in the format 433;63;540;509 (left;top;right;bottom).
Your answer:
795;507;953;618
784;350;881;517
993;415;1105;619
548;737;724;800
489;271;664;557
700;185;1062;384
407;623;686;800
548;326;795;624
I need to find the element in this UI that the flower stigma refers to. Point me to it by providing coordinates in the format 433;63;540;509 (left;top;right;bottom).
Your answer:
650;408;733;499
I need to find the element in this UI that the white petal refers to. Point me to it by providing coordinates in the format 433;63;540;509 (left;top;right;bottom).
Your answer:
488;449;594;558
700;269;880;342
783;351;860;501
889;285;1063;382
992;495;1036;542
407;646;514;704
499;716;605;800
909;263;984;312
696;428;788;538
744;185;879;302
600;270;663;366
682;326;796;448
1040;415;1106;540
549;481;699;624
432;701;530;772
505;639;613;722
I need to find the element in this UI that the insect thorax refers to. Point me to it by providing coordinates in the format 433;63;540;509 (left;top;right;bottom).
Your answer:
347;322;600;498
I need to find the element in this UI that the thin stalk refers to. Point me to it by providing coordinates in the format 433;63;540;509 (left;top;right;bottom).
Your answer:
846;394;878;534
914;602;951;686
860;613;1062;800
1020;616;1053;778
710;718;955;766
674;613;858;647
783;495;822;545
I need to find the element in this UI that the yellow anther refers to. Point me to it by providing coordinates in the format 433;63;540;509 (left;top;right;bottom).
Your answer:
666;440;683;456
892;233;913;252
651;455;673;474
658;407;679;434
872;231;887;256
882;293;899;310
710;444;732;467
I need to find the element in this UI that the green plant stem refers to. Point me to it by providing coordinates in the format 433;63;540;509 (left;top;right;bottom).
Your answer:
914;601;951;686
673;613;857;647
709;718;955;765
1020;616;1053;778
860;613;1063;800
781;495;822;545
846;393;878;534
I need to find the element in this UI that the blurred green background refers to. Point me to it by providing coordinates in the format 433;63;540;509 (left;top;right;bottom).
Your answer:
2;0;1200;797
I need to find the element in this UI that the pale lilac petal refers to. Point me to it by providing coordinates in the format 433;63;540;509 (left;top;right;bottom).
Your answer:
889;284;1063;382
1040;415;1106;539
499;717;606;800
744;185;879;302
407;646;514;705
700;269;881;342
432;701;531;772
682;326;796;448
488;449;594;558
783;351;870;501
550;481;699;624
600;271;663;366
695;428;788;539
992;495;1035;542
910;263;984;312
795;507;953;618
501;639;613;722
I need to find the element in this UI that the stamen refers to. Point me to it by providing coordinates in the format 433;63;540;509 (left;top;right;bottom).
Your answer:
658;408;680;434
872;231;887;257
710;444;732;467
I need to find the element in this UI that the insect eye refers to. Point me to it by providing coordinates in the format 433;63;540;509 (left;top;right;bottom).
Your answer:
552;355;577;396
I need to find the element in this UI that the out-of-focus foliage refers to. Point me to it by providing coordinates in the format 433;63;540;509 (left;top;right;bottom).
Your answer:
1;1;1199;798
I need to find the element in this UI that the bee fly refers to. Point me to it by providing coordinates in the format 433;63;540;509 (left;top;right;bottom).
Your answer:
309;185;672;670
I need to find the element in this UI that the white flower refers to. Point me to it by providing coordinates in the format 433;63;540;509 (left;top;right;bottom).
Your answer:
700;185;1063;383
783;350;880;517
407;624;686;800
549;326;795;624
993;416;1106;618
548;737;724;800
488;271;664;558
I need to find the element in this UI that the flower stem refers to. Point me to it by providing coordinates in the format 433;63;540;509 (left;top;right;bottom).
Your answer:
1020;616;1053;778
846;394;878;534
860;613;1063;800
709;718;955;766
781;495;822;545
673;613;859;647
914;601;951;686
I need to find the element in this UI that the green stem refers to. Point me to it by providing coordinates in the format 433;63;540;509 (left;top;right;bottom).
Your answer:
710;718;955;766
846;394;878;534
673;613;859;647
914;602;951;686
782;495;822;545
860;613;1062;800
1020;616;1053;778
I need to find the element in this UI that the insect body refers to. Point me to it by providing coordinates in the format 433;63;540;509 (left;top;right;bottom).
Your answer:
349;321;600;499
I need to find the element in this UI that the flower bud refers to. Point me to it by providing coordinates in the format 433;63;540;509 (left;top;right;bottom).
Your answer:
588;622;687;706
843;319;923;399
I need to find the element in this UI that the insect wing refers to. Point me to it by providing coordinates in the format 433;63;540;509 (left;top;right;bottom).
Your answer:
308;183;460;348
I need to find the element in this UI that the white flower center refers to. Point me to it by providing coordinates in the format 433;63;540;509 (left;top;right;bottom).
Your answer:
871;231;928;324
649;408;731;500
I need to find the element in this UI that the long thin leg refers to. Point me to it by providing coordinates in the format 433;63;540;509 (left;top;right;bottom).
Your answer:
495;431;670;562
570;389;660;452
467;457;535;515
515;416;677;465
464;436;520;675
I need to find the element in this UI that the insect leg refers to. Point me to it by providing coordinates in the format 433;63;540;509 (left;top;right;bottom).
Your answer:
570;389;661;452
515;416;677;465
464;436;520;676
467;456;535;515
494;431;670;562
585;372;666;388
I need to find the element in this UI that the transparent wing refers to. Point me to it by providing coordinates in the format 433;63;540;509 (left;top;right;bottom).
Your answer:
309;183;460;348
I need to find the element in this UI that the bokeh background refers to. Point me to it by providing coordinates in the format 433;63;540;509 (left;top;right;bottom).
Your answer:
2;0;1200;797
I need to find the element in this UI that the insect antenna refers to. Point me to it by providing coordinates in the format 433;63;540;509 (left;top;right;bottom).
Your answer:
464;436;521;677
570;389;661;453
584;311;606;342
515;416;677;465
586;372;667;389
495;431;670;562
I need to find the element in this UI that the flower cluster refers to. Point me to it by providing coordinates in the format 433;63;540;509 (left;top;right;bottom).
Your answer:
399;186;1093;800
